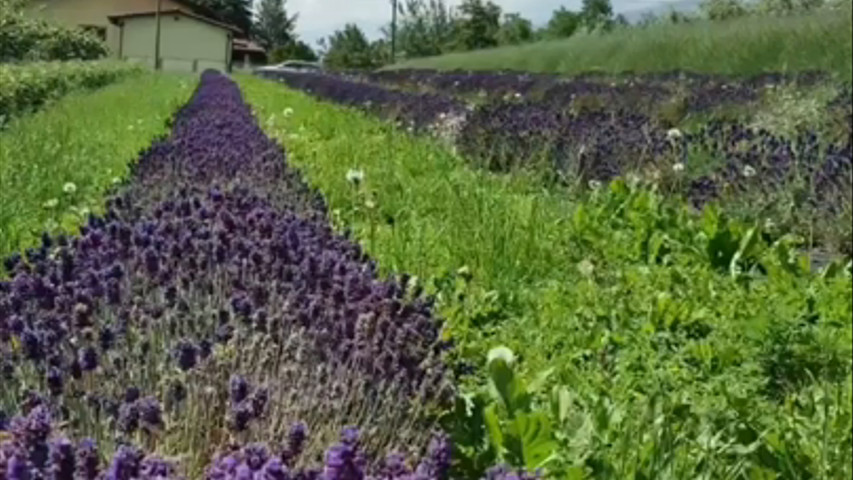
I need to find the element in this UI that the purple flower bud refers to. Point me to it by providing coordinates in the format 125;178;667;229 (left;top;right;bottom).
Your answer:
124;387;141;404
105;445;143;480
137;396;163;431
49;438;76;480
76;439;100;480
78;347;98;371
173;340;198;371
46;367;64;396
229;375;250;404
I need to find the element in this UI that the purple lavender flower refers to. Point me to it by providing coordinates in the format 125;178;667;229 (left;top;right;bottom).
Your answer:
229;375;250;404
46;367;64;396
49;438;76;480
78;346;99;371
105;445;143;480
118;402;140;434
173;340;199;371
137;396;164;431
75;439;100;480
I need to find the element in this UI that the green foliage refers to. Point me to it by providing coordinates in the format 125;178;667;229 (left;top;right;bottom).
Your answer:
546;7;583;39
700;0;749;20
389;0;459;59
0;0;107;62
253;0;297;51
387;9;853;80
455;0;502;50
497;13;533;46
444;347;561;477
240;76;853;479
191;0;253;34
270;40;318;63
0;73;193;259
0;60;143;125
581;0;614;31
321;23;383;70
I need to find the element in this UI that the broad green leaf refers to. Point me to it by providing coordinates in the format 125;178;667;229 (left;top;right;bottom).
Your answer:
551;386;571;424
528;367;555;394
483;403;505;461
509;411;560;470
487;346;520;416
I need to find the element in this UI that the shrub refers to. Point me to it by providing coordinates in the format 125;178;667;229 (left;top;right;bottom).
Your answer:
0;0;107;62
0;60;143;124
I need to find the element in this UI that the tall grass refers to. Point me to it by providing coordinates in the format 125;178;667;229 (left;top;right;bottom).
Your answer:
387;9;853;79
0;73;193;259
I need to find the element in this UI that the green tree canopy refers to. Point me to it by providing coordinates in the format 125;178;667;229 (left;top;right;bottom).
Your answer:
497;12;533;45
321;23;382;70
254;0;298;50
192;0;252;35
546;6;582;38
270;40;318;63
388;0;458;59
581;0;614;31
455;0;502;50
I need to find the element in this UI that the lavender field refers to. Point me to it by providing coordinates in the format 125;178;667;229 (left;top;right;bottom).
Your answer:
1;63;851;480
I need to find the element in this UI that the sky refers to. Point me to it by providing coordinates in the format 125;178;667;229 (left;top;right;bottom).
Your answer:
282;0;692;46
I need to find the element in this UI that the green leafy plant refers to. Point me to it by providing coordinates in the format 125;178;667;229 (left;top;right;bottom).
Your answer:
444;346;561;477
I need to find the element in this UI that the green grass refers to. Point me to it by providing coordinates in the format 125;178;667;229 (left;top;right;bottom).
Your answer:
239;75;852;479
387;9;853;80
0;73;194;259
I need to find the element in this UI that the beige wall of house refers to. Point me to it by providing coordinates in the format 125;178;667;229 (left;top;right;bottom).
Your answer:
25;0;188;57
120;14;231;72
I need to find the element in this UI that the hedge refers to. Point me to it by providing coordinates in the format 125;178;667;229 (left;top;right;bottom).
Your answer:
0;60;144;124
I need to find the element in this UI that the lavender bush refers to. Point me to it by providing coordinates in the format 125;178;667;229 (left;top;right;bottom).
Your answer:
1;71;459;477
254;69;852;253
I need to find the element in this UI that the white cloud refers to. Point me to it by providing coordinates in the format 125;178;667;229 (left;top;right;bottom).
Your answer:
282;0;691;46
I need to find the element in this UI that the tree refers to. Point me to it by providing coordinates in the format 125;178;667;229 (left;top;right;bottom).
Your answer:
546;6;582;38
193;0;253;35
386;0;458;59
497;12;533;45
700;0;748;20
455;0;502;50
581;0;613;31
254;0;298;51
270;40;318;62
321;23;382;70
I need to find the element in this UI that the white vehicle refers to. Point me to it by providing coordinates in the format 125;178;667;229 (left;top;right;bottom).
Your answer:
254;60;322;74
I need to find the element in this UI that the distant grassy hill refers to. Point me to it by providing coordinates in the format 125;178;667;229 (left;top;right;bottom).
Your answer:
385;9;853;79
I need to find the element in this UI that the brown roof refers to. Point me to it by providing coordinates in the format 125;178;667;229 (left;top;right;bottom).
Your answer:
108;8;242;34
233;38;266;53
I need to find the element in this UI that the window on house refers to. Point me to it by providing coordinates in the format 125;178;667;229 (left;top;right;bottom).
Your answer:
80;25;107;42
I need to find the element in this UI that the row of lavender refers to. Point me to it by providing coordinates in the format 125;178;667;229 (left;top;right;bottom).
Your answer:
363;68;832;114
256;70;851;239
0;71;516;479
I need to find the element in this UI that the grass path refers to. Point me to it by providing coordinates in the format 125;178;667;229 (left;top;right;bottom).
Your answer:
240;74;851;478
0;73;194;259
387;9;853;80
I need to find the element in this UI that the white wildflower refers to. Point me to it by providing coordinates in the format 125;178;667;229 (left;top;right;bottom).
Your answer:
666;128;683;140
577;259;595;277
346;169;364;185
672;162;685;173
283;107;294;117
43;198;59;209
365;198;376;209
62;182;77;194
588;179;602;190
743;165;757;178
111;177;122;185
514;92;522;99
